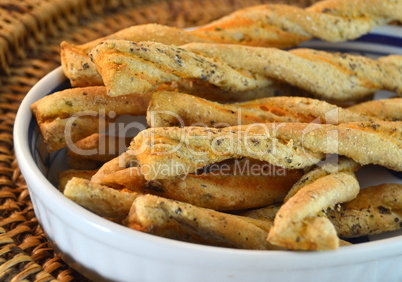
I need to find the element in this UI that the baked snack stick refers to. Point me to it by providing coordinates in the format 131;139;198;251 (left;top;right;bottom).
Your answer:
89;40;268;96
31;86;150;152
267;171;359;250
125;194;278;250
131;121;402;180
131;125;323;180
183;43;402;101
283;157;360;202
58;169;96;193
328;183;402;238
190;0;402;48
90;40;402;101
31;86;150;123
93;159;304;211
61;24;212;87
244;183;402;239
62;0;401;87
38;115;107;153
348;98;402;121
64;177;140;222
147;91;374;128
126;194;352;249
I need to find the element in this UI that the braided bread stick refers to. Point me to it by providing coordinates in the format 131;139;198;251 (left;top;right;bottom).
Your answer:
267;171;359;250
90;40;402;101
183;43;402;101
348;98;402;121
126;194;278;250
243;183;402;239
147;91;375;128
283;157;360;202
130;125;323;180
328;183;402;238
89;40;269;96
62;0;401;87
31;86;151;152
130;121;402;180
61;24;213;87
64;177;139;221
93;158;304;211
190;0;402;48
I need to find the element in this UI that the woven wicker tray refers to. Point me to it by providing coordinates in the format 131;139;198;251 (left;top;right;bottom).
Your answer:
0;0;320;280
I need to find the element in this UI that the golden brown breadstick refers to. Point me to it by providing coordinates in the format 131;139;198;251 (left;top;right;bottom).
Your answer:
31;86;149;123
61;24;212;87
125;194;278;249
147;91;374;128
243;183;402;239
131;121;402;180
190;0;402;48
126;194;352;249
328;183;402;238
31;86;150;152
131;125;324;180
240;204;281;221
38;115;106;153
89;40;269;96
183;43;402;101
64;177;139;221
271;182;402;239
62;0;401;87
283;157;360;202
267;172;359;250
90;40;402;101
58;169;97;192
97;158;304;211
348;98;402;121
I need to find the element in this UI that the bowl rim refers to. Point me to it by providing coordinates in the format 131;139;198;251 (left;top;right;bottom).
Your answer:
13;64;402;272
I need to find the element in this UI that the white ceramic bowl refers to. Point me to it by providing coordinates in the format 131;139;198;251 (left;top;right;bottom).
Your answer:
14;26;402;282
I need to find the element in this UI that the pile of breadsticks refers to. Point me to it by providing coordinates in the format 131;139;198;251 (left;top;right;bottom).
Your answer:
31;0;402;251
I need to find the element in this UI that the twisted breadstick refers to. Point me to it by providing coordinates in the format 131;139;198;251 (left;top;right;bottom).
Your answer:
328;183;402;237
64;177;139;221
31;86;151;152
283;157;360;202
61;24;212;87
126;194;278;249
130;125;323;180
89;40;268;96
147;91;375;128
348;98;402;121
243;183;402;239
62;0;402;87
90;40;402;101
267;171;359;250
184;43;402;101
190;0;402;47
130;121;402;180
93;158;304;211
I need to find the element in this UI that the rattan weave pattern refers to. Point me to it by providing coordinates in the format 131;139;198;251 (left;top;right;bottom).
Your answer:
0;0;317;280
